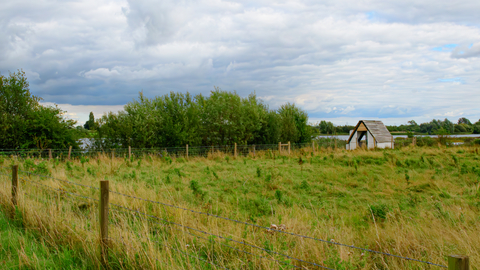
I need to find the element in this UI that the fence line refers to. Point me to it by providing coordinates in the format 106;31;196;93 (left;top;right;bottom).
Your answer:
0;142;317;160
19;170;99;190
20;177;99;203
0;165;464;269
9;169;329;269
9;177;231;269
109;188;449;268
108;202;331;270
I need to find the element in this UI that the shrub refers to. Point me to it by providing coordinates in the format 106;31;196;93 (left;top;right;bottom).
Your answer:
35;161;50;175
369;204;389;221
300;180;310;190
275;190;283;202
189;180;204;198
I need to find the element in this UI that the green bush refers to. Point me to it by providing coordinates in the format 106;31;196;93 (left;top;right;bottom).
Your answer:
369;204;390;221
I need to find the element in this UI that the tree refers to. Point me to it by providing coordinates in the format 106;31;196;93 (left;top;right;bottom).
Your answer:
458;117;472;125
84;112;96;130
473;125;480;134
277;103;310;143
0;70;80;149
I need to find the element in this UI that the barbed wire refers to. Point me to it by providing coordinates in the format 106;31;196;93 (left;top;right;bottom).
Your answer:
20;177;99;202
0;172;10;177
108;203;332;269
109;189;447;268
18;170;99;190
22;189;96;221
108;206;309;269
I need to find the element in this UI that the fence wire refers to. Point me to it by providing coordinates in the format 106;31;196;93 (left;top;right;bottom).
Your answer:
109;189;447;268
1;151;450;269
109;202;333;270
18;170;99;191
0;142;316;160
20;177;99;202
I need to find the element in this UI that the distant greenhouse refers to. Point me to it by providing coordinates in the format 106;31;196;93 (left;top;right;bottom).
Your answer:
346;120;393;150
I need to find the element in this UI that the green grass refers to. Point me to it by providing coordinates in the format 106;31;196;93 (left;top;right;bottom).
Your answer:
0;209;93;269
0;145;479;269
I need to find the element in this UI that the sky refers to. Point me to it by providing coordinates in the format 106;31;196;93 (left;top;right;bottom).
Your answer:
1;0;480;126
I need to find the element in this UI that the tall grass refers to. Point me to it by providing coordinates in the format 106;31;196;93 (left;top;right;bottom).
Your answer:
0;145;479;269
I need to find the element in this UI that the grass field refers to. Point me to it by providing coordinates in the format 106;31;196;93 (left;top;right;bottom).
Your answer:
0;145;479;269
0;209;95;269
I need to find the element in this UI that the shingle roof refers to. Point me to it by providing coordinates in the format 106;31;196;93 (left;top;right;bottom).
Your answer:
347;120;392;143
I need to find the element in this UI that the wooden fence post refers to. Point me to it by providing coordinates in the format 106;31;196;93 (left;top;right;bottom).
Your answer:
128;146;131;160
186;144;189;159
12;165;18;208
68;146;72;160
448;255;469;270
100;180;110;266
48;149;52;160
234;143;237;158
391;136;394;149
288;141;291;155
253;145;256;157
278;142;281;154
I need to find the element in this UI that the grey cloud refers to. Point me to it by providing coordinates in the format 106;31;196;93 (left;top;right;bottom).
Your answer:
451;42;480;58
0;0;480;125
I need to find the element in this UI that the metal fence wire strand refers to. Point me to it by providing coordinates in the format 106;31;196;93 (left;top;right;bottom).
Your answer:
109;207;309;270
20;177;99;202
108;203;333;270
109;189;447;268
18;170;99;191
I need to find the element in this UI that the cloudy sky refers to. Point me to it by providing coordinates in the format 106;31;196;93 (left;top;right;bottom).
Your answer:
1;0;479;126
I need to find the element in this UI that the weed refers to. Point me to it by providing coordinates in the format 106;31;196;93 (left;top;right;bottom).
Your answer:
275;190;283;202
300;180;310;190
66;161;73;171
165;174;171;184
87;167;96;177
369;203;390;221
452;155;459;165
80;156;89;167
256;167;261;177
189;180;204;198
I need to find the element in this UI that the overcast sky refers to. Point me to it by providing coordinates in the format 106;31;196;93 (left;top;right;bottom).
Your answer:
1;0;479;126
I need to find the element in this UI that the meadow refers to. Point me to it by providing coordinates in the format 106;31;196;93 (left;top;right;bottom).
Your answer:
0;145;479;269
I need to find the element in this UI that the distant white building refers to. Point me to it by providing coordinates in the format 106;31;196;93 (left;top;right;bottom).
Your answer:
346;120;393;150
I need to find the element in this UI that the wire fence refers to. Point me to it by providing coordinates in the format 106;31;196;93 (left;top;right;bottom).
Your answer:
0;142;318;160
0;165;454;269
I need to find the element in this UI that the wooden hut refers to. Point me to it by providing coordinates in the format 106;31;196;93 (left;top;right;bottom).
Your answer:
346;120;393;150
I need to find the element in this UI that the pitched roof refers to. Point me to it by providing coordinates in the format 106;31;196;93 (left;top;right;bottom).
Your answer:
347;120;392;143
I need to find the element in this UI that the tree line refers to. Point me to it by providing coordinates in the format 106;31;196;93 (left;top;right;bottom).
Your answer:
313;118;480;135
385;119;480;134
93;88;314;149
2;70;478;151
0;70;80;149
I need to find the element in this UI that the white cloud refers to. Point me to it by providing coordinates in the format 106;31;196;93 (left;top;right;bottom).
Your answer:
0;0;479;125
40;102;125;125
